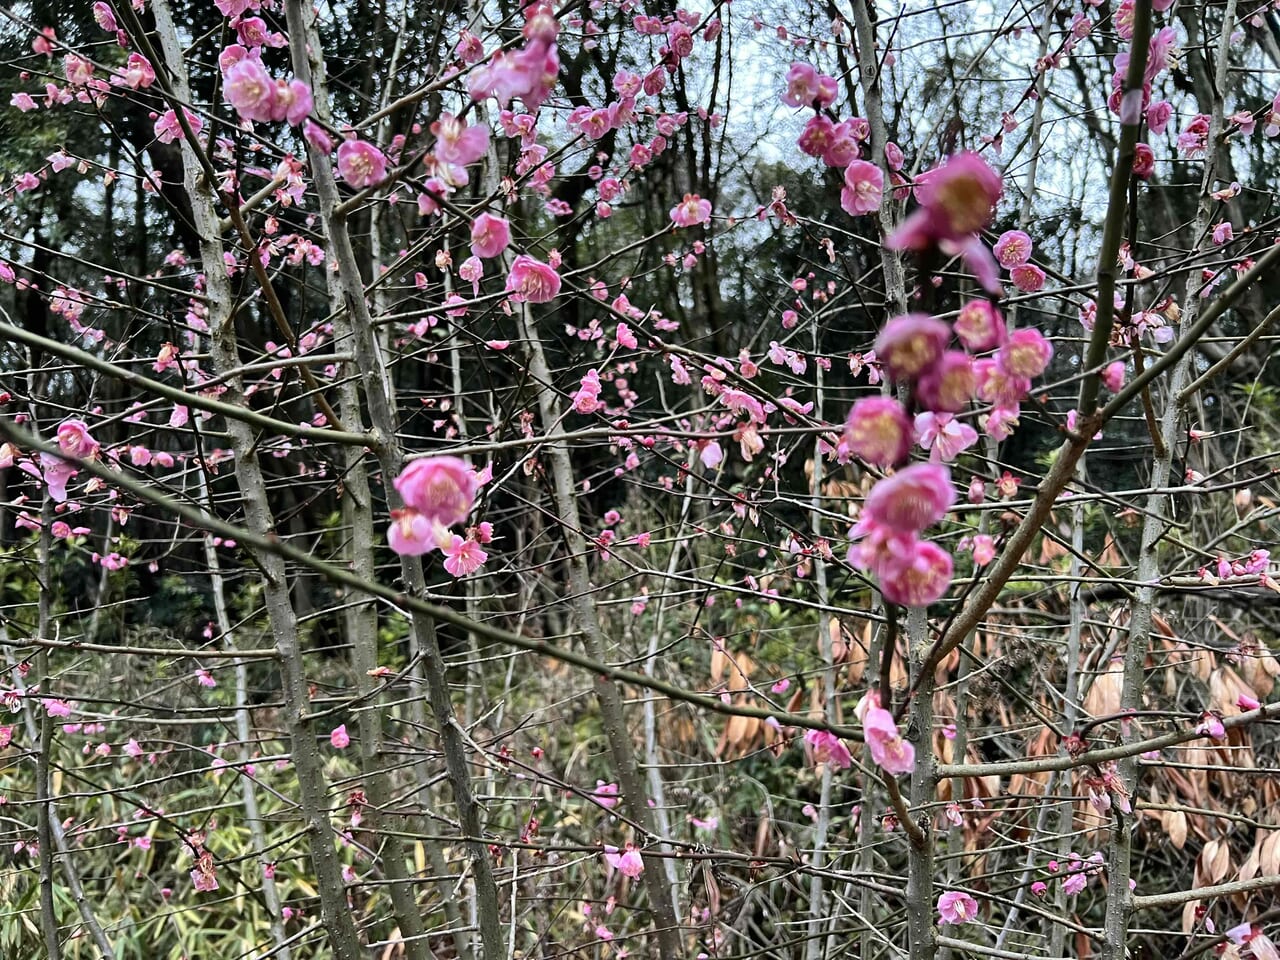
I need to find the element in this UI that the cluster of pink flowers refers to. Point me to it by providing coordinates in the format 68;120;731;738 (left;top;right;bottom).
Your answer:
387;456;490;577
777;61;904;219
992;230;1046;292
24;419;101;503
841;306;1052;604
467;4;560;112
220;46;312;126
1198;550;1270;583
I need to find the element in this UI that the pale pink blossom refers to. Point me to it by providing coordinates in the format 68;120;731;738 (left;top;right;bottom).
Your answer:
971;534;996;565
470;212;511;259
840;160;884;216
780;62;836;109
804;729;852;769
304;120;334;154
441;535;487;577
670;193;712;227
888;152;1002;249
432;112;489;165
915;412;978;462
1062;871;1087;896
118;54;155;89
877;538;953;608
387;509;435;556
996;328;1053;379
937;891;979;924
329;724;350;749
394;456;478;527
843;396;912;467
592;780;620;809
953;300;1005;352
993;230;1033;268
859;695;916;773
92;2;118;31
223;57;276;122
975;359;1031;409
154;108;203;144
875;313;951;382
603;844;644;878
863;463;955;533
336;139;388;189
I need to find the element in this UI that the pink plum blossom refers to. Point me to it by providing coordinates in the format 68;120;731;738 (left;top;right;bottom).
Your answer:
336;139;388;189
937;891;979;924
841;160;884;216
1101;361;1126;393
387;509;436;556
393;456;478;528
329;724;350;749
843;396;912;467
223;57;276;122
432;112;489;165
1132;143;1155;180
889;152;1002;249
92;2;118;31
859;694;916;773
603;844;644;878
1146;100;1173;134
470;212;511;259
993;230;1033;268
975;359;1031;408
1010;263;1046;292
670;193;712;227
875;314;951;382
804;729;852;769
877;538;954;607
505;254;561;303
996;328;1054;379
862;463;955;533
191;865;220;893
951;303;1004;356
441;535;487;577
916;351;976;413
592;780;620;809
154;108;202;144
971;534;996;565
915;412;979;462
118;54;155;89
780;62;837;109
